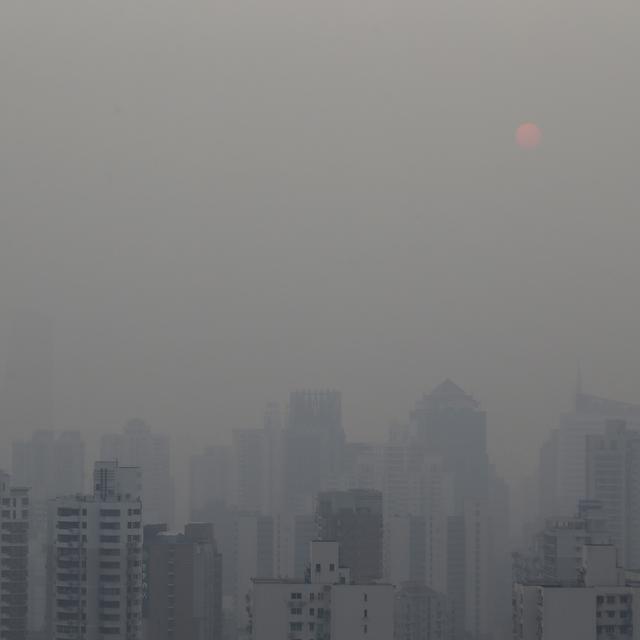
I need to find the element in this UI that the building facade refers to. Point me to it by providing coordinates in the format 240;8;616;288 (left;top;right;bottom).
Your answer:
0;472;29;640
145;523;222;640
514;545;640;640
316;489;383;583
251;541;394;640
47;461;143;640
101;419;174;526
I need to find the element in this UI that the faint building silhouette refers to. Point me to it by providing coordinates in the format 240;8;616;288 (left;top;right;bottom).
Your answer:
316;489;383;583
101;419;174;526
146;523;222;640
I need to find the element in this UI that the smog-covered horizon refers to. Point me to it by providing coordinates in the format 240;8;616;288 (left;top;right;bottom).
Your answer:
2;0;640;485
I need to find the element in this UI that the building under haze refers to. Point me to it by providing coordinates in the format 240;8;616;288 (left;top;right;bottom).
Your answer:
283;391;345;514
0;471;29;640
11;430;85;635
145;523;222;640
189;445;231;521
394;582;454;640
316;489;383;583
410;380;488;510
251;541;394;640
1;311;53;439
586;420;640;570
46;461;143;640
513;545;640;640
101;419;174;526
539;390;640;521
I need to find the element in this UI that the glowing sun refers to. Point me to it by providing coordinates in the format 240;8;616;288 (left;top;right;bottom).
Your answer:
515;122;542;150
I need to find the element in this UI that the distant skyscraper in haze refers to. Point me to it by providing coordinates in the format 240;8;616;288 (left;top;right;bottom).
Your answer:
47;461;143;640
410;380;488;510
2;310;53;439
0;471;29;640
11;430;85;635
317;489;383;583
539;389;640;521
12;430;85;510
586;419;640;570
146;523;223;640
232;428;266;513
284;390;345;514
189;446;231;520
101;419;174;526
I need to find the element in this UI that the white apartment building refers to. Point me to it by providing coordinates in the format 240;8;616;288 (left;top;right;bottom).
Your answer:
0;472;29;640
47;461;143;640
251;541;394;640
514;545;640;640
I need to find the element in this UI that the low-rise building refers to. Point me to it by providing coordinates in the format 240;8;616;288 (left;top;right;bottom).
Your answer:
514;545;640;640
251;540;393;640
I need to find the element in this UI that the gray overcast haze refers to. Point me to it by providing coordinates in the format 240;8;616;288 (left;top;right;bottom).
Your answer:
1;0;640;480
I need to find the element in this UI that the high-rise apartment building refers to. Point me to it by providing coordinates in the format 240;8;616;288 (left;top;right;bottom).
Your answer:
101;419;174;526
145;523;222;640
251;541;394;640
0;472;29;640
316;489;383;583
47;461;143;640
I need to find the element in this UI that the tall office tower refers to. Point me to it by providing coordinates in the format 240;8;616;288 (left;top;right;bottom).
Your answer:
232;429;266;513
394;582;454;640
189;446;231;521
11;430;85;636
251;541;395;640
316;489;383;583
283;391;345;514
410;380;488;510
0;472;29;640
586;420;640;569
146;523;222;640
1;310;53;441
540;389;640;520
101;419;174;526
46;461;143;640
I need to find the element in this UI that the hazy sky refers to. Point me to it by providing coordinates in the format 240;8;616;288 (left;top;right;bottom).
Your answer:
1;0;639;479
